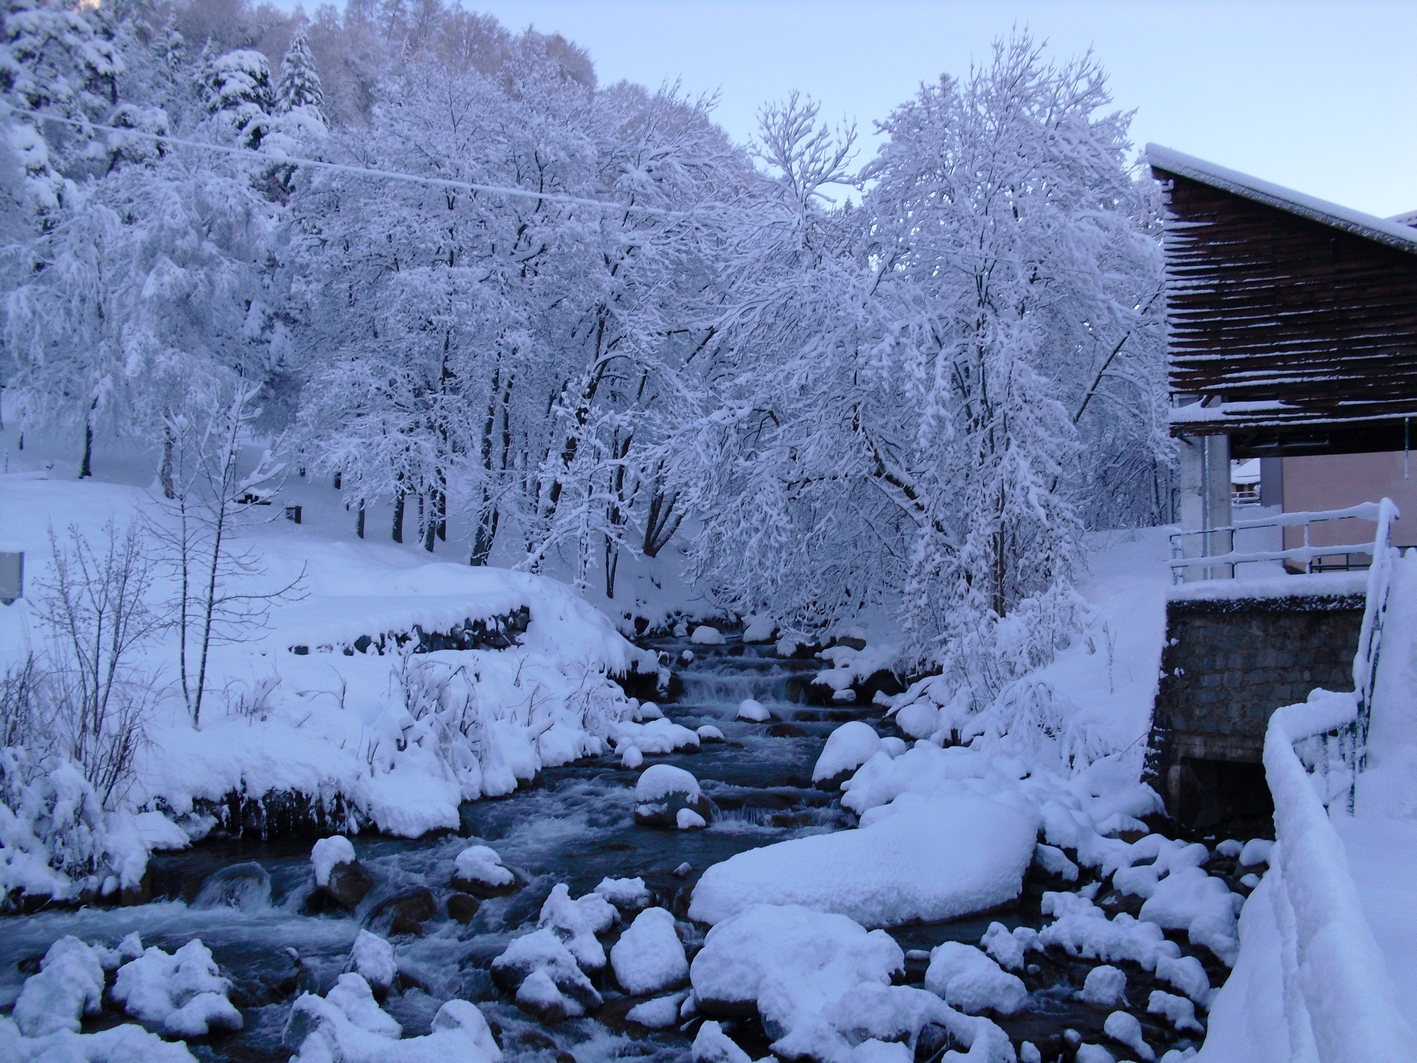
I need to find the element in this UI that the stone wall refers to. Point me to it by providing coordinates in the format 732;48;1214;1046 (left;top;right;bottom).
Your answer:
1146;591;1365;825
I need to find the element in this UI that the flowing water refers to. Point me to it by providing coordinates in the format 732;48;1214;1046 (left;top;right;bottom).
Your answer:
0;636;1225;1062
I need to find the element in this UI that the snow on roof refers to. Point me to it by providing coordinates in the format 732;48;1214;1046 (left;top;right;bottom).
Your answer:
1146;144;1417;256
1389;209;1417;228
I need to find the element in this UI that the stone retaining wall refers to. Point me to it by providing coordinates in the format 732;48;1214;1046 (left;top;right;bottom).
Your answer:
1146;590;1365;825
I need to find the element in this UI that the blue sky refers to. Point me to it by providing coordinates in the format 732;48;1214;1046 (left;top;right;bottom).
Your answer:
304;1;1417;217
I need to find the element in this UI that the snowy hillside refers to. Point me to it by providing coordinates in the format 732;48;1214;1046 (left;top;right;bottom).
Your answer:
0;472;658;903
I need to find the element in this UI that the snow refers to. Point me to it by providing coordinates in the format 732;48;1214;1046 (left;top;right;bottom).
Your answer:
622;746;644;768
923;942;1027;1015
813;722;884;785
595;876;651;910
1138;866;1240;964
626;991;688;1028
610;906;689;994
691;625;725;645
979;922;1031;971
690;792;1037;927
452;845;514;890
517;968;580;1020
110;938;243;1037
1166;571;1367;603
736;698;770;722
1078;965;1127;1007
1239;839;1274;867
743;616;776;642
311;836;356;887
349;930;396;993
697;724;725;742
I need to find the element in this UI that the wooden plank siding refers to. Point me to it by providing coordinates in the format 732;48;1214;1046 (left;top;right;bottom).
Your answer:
1149;150;1417;455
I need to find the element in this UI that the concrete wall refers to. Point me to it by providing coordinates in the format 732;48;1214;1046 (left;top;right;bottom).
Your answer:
1147;591;1364;824
1283;451;1417;549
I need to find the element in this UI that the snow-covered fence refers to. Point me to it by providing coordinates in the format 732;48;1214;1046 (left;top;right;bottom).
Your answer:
1351;498;1399;777
1263;692;1412;1063
1257;498;1408;1060
1168;501;1389;583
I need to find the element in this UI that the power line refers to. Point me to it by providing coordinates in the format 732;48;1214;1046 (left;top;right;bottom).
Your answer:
7;103;685;217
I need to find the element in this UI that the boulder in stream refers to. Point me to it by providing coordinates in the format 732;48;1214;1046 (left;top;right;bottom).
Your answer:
309;837;373;911
370;887;437;936
633;764;712;830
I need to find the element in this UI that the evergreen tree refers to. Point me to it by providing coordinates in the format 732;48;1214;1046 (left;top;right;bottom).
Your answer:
276;26;324;120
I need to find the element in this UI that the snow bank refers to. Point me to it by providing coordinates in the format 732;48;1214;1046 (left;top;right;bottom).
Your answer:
690;792;1036;928
0;1017;198;1062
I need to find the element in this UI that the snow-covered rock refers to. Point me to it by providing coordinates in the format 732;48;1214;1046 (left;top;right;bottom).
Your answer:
813;722;883;787
622;745;644;768
611;907;689;995
1238;838;1273;868
595;875;651;910
634;764;712;830
311;839;357;884
1078;965;1127;1007
742;616;777;642
285;983;500;1062
693;1020;751;1063
12;937;105;1036
923;942;1027;1015
626;991;689;1028
610;718;701;755
1153;954;1211;1004
516;969;579;1023
1036;891;1181;970
690;903;902;1045
1147;990;1205;1033
451;844;516;895
691;625;725;645
349;930;397;995
1103;1010;1155;1062
111;939;243;1037
689;793;1036;927
736;698;771;722
697;724;726;743
539;883;617;969
1138;866;1239;965
979;921;1035;971
491;928;603;1011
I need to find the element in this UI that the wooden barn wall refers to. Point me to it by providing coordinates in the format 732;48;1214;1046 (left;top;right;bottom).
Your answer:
1156;171;1417;431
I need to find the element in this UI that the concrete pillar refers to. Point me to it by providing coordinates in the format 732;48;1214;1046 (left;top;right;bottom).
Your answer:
1178;432;1233;580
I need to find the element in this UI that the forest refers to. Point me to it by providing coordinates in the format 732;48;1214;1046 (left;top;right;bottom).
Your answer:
0;0;1169;696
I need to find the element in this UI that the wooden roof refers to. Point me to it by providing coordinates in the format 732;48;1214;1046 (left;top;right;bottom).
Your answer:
1148;145;1417;455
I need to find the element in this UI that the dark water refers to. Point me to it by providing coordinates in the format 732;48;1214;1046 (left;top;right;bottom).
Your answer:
0;636;1224;1062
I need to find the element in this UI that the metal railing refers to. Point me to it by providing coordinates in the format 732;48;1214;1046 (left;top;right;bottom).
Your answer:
1169;501;1387;583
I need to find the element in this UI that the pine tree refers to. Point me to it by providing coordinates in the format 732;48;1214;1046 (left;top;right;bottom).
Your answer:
276;26;324;120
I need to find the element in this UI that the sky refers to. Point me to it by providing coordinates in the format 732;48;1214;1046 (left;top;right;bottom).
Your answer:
407;0;1417;219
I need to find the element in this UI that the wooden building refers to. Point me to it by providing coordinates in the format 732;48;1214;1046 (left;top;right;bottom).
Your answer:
1147;145;1417;555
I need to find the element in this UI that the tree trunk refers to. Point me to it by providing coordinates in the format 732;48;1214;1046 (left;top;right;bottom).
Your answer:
423;496;436;552
80;410;94;479
604;534;619;599
160;422;175;499
356;498;365;539
392;491;405;543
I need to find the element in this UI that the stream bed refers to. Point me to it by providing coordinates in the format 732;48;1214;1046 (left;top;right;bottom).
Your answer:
0;635;1229;1062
